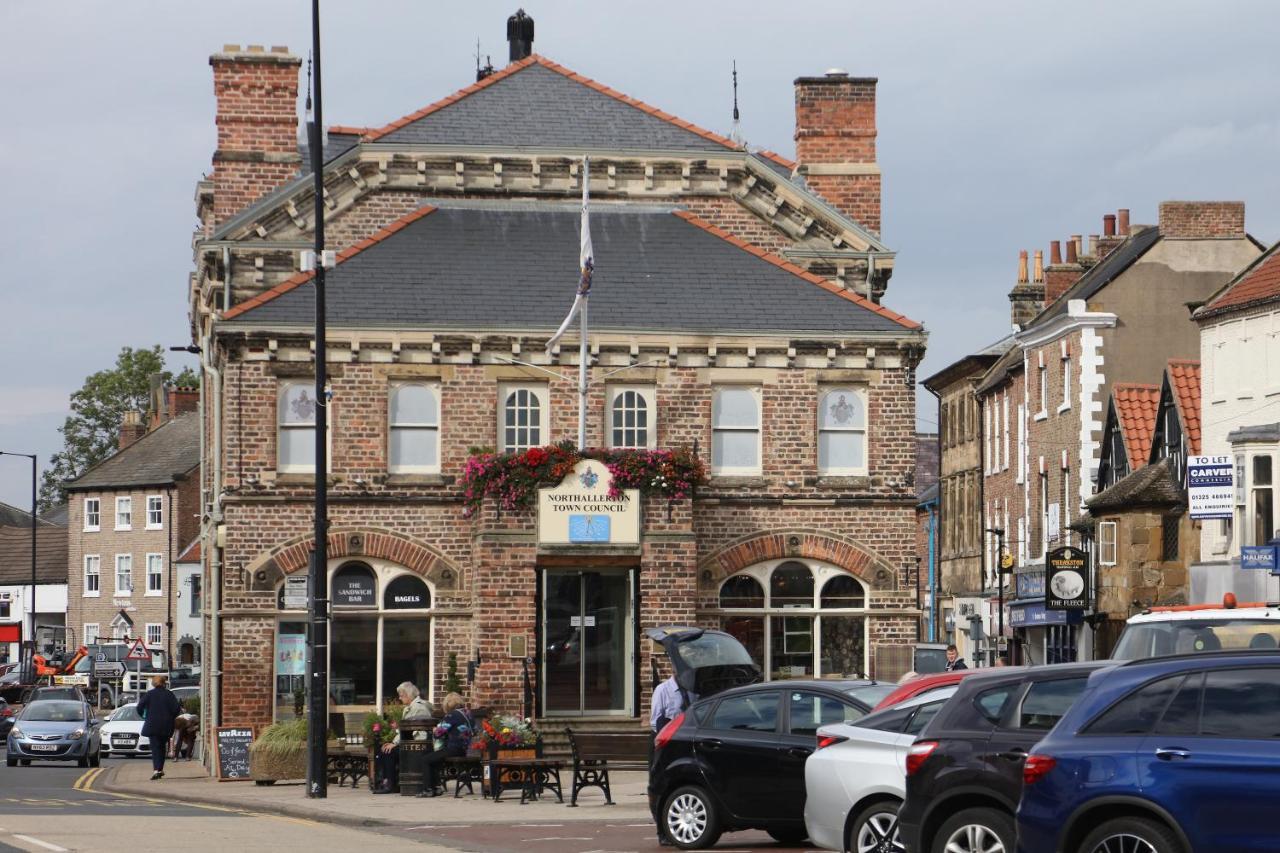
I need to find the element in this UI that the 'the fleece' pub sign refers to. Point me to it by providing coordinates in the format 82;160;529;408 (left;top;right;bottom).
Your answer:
1046;546;1091;611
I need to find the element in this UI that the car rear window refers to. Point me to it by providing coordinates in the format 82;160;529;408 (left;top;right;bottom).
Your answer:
844;683;896;708
709;692;779;733
906;699;947;735
858;706;914;733
1200;668;1280;738
975;685;1016;725
788;691;862;736
1015;678;1088;730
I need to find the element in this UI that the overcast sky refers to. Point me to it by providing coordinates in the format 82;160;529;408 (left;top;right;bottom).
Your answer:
2;1;1278;508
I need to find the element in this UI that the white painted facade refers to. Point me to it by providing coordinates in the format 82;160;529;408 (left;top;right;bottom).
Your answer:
0;583;69;663
175;558;202;672
1195;302;1280;603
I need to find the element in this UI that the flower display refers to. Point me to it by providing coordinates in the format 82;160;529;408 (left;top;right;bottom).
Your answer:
460;441;707;517
471;714;537;750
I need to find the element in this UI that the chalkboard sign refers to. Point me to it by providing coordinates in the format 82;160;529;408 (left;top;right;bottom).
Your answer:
215;725;254;781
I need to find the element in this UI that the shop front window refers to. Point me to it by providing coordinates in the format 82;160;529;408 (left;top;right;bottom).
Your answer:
716;560;868;681
1253;455;1274;546
276;561;434;716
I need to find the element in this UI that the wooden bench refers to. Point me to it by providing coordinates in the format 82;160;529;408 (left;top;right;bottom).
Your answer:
325;750;370;789
489;758;565;805
443;755;485;797
565;728;651;806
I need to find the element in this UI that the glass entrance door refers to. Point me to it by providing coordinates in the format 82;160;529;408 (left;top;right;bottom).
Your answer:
543;571;632;715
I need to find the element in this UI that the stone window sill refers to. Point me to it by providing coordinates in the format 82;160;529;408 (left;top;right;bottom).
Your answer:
384;474;451;487
816;476;872;489
1034;411;1049;422
707;476;768;489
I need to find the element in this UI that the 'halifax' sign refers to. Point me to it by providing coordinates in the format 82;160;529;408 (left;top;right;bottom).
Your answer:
1241;545;1278;572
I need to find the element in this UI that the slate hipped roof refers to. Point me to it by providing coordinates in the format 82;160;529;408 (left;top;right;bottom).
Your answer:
0;501;68;586
222;202;920;334
65;413;200;492
1087;456;1184;513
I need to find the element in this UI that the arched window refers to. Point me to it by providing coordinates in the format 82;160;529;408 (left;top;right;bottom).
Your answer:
331;562;377;607
719;575;764;608
818;388;867;474
821;575;866;609
502;385;545;453
610;388;652;449
713;560;867;682
384;574;431;610
389;383;440;473
770;561;814;608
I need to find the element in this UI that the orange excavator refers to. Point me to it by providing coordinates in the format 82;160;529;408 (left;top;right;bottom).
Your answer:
33;645;89;677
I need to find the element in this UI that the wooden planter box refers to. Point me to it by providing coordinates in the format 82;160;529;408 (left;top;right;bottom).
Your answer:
249;744;307;785
481;745;537;794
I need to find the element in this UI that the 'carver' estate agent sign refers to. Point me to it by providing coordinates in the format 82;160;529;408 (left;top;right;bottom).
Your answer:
538;460;640;546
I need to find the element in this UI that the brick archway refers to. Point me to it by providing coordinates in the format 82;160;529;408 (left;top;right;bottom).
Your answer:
243;526;462;593
698;529;897;591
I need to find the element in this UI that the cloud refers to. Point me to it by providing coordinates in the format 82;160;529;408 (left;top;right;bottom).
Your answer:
0;388;69;426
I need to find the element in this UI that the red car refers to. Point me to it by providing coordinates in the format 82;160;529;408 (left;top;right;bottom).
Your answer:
872;669;979;710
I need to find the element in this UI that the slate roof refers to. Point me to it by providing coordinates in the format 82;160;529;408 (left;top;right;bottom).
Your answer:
1028;226;1161;326
65;413;200;493
0;502;62;530
221;201;920;334
916;481;939;507
1087;456;1184;513
362;56;795;171
975;343;1025;395
1113;384;1161;470
0;518;68;586
1167;360;1201;455
915;433;940;497
922;335;1013;393
1198;239;1280;319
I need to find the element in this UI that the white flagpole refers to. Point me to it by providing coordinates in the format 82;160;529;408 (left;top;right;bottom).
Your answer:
577;157;591;449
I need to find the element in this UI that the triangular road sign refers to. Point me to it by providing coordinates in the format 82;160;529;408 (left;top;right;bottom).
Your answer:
125;638;151;662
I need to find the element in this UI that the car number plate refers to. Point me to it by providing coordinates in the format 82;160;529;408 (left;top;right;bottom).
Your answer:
29;744;59;752
115;737;137;745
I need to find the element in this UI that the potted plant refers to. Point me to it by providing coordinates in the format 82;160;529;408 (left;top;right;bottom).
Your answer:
249;718;308;784
473;714;539;793
361;703;405;788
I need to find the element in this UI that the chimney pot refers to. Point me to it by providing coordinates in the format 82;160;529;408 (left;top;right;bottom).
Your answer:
1117;208;1130;236
1017;250;1029;284
825;67;849;77
119;410;146;451
1103;214;1116;237
1050;240;1062;266
1089;234;1100;256
1065;238;1078;264
507;8;535;62
1033;250;1044;282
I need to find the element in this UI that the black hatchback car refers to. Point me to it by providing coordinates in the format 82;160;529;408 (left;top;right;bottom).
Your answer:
897;661;1107;853
650;674;895;849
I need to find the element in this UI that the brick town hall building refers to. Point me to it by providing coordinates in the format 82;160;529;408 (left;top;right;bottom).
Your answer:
190;21;926;734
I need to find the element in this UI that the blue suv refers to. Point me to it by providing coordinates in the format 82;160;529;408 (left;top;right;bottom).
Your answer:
1017;651;1280;853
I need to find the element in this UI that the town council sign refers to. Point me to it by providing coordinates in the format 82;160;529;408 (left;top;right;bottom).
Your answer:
538;460;640;545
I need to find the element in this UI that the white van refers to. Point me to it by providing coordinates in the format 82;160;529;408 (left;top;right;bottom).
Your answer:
1112;595;1280;659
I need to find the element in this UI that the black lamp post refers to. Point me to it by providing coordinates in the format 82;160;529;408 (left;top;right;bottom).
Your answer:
0;452;38;673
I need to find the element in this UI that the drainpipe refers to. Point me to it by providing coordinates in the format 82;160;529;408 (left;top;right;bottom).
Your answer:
166;487;174;669
200;313;225;745
927;496;938;642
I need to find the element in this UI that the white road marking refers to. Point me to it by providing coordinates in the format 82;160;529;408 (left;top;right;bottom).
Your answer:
13;835;68;852
521;837;592;842
513;823;564;827
405;824;472;830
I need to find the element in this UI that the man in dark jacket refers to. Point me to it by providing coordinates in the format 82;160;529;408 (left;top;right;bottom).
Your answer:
943;644;968;671
137;675;181;779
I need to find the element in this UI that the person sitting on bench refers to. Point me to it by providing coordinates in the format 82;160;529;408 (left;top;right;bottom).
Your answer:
374;682;434;794
418;692;474;798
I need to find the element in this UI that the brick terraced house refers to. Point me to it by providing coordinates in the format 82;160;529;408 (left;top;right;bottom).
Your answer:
65;387;200;669
189;22;927;737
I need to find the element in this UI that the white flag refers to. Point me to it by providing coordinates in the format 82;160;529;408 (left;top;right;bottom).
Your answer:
546;157;594;352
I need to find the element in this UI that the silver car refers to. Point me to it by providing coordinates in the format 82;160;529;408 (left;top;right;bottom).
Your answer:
6;700;102;767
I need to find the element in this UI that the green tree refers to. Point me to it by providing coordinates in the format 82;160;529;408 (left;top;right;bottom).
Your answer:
38;345;198;511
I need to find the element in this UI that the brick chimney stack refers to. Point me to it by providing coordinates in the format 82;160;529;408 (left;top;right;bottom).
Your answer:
1158;201;1246;239
794;70;881;236
169;386;200;419
1097;211;1126;260
210;45;302;226
119;411;146;451
1008;249;1045;330
1044;237;1084;306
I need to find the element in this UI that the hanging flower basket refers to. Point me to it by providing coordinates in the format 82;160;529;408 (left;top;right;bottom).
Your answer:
460;441;706;517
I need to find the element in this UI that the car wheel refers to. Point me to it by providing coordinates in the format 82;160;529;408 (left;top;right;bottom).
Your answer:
19;759;30;766
1078;816;1184;853
90;750;101;768
663;785;722;850
849;800;905;853
766;826;809;844
5;756;15;767
931;807;1015;853
78;755;89;768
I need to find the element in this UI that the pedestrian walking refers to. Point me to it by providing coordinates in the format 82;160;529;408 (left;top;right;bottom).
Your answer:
650;670;694;847
418;692;473;798
137;675;181;780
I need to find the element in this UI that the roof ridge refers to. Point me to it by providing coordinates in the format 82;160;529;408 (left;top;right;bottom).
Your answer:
670;209;922;330
1167;358;1200;367
66;411;198;488
222;205;438;320
1115;382;1161;392
356;55;800;170
1198;238;1280;317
